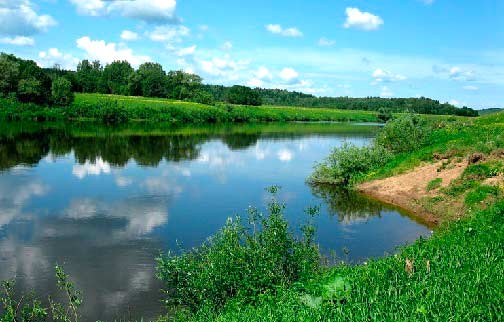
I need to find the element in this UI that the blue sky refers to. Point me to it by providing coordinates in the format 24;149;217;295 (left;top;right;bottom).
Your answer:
0;0;502;109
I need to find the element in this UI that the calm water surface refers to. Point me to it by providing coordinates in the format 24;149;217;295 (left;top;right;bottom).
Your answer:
0;122;430;321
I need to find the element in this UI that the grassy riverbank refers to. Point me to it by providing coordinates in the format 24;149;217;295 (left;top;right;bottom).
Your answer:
157;112;504;321
0;93;379;124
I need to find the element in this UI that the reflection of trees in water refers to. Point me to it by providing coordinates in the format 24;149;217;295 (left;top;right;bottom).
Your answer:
0;132;51;170
0;122;377;170
0;130;209;169
310;184;386;223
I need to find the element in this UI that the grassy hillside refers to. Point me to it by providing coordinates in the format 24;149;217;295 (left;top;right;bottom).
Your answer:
0;93;380;124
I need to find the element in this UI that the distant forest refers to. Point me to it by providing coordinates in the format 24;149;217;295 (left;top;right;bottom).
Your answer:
0;52;479;117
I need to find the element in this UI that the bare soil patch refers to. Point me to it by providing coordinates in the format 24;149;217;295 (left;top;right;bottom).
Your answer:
357;161;467;224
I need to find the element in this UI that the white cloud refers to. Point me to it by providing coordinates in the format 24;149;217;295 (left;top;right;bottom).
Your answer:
222;41;233;51
0;0;56;36
318;37;335;47
449;99;461;106
279;67;299;84
68;0;106;16
70;0;179;23
120;30;139;41
38;48;80;70
76;36;151;67
147;25;190;44
266;24;303;37
344;8;383;31
72;157;111;179
380;86;393;98
198;56;250;80
177;45;196;56
0;179;49;230
0;36;34;46
256;66;273;81
277;149;293;162
449;67;476;81
372;68;407;83
463;85;479;91
115;176;133;187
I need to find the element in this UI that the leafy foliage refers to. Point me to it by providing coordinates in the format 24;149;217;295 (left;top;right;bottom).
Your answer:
311;114;433;186
51;77;75;106
375;113;431;153
156;187;320;314
309;143;393;185
1;265;81;322
226;85;262;106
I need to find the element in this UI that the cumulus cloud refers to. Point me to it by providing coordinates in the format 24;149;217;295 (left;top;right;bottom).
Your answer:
318;37;335;47
198;56;250;80
120;30;139;41
266;24;303;37
0;0;56;36
449;67;476;81
0;178;49;230
76;36;151;67
277;149;293;162
0;36;34;46
372;68;407;83
344;8;383;31
38;48;80;70
70;0;179;23
248;66;273;86
279;67;300;84
72;157;111;179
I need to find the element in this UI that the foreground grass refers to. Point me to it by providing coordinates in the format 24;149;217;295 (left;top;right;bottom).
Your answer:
160;112;504;321
184;201;503;321
0;93;379;124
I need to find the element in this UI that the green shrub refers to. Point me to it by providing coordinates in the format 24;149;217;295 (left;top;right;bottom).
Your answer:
377;108;392;123
156;187;320;313
309;143;393;185
375;113;431;153
51;77;75;106
100;102;129;124
1;265;81;322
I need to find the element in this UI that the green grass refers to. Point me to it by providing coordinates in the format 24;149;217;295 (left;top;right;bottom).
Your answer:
181;201;504;322
427;178;443;191
0;93;380;124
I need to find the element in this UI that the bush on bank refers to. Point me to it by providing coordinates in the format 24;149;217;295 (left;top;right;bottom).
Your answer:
309;114;433;186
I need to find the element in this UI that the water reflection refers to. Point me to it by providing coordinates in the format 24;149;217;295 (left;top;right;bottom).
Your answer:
0;122;429;321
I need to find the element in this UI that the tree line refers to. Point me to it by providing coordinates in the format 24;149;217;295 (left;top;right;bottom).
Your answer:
0;52;478;116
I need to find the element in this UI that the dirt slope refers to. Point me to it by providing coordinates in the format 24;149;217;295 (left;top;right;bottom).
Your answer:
357;161;467;224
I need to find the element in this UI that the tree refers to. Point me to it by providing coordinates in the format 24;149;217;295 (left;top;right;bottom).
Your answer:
0;53;20;96
17;78;44;103
51;77;75;106
166;70;202;100
76;60;103;93
102;61;133;95
130;62;167;97
226;85;262;106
